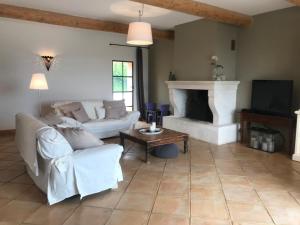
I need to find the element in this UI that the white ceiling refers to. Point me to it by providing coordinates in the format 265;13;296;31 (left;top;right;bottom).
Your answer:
0;0;293;29
197;0;292;16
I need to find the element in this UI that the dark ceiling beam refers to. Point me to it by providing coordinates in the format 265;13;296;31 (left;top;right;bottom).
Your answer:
131;0;253;27
287;0;300;6
0;3;174;40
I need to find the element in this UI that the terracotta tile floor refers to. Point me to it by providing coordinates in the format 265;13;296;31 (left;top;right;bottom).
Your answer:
1;134;300;225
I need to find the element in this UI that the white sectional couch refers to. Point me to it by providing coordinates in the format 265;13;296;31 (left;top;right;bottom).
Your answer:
51;100;140;138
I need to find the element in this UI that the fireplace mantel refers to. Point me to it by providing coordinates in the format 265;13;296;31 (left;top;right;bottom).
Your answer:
165;81;240;91
164;80;240;145
165;80;240;126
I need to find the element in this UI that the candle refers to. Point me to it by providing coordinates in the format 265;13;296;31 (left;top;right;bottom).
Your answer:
150;122;156;132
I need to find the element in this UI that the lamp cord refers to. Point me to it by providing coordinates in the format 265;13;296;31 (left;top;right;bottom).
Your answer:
138;4;144;21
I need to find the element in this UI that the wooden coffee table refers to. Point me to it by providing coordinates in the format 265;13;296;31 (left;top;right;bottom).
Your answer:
120;128;189;163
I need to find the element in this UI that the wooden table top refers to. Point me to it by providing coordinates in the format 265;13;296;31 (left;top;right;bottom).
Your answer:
120;128;188;144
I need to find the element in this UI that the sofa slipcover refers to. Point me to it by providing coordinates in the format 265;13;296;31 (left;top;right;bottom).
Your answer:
16;113;124;205
51;100;140;138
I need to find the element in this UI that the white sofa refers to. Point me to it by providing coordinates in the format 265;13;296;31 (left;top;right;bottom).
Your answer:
15;113;124;205
51;100;140;138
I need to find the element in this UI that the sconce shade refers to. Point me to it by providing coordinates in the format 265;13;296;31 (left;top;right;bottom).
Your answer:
29;73;48;90
41;56;54;71
127;22;153;46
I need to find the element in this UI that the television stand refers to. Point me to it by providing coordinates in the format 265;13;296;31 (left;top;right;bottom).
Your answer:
240;110;296;155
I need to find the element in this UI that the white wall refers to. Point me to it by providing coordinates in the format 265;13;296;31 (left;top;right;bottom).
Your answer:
0;18;148;130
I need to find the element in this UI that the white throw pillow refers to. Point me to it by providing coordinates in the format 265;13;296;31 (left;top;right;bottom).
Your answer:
81;101;97;120
58;116;83;128
95;106;106;120
36;127;73;160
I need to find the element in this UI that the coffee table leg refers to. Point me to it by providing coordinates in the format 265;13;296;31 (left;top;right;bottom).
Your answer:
145;145;150;164
120;134;125;155
184;138;188;153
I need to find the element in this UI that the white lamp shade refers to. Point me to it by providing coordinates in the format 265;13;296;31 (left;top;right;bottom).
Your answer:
29;73;48;90
127;22;153;46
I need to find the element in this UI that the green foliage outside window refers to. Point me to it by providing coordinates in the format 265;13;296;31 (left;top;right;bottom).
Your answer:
113;61;132;92
112;61;133;110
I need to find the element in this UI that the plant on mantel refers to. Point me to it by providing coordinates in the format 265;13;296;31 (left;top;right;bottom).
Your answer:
211;56;225;81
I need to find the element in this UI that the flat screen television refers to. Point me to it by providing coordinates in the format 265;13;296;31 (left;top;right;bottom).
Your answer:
251;80;293;117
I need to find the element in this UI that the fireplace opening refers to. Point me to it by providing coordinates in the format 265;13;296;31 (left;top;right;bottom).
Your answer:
185;90;213;123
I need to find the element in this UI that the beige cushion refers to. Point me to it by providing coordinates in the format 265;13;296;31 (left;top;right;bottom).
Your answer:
52;100;104;119
42;112;63;126
72;107;90;123
51;101;74;116
58;102;82;118
103;100;127;119
57;127;104;150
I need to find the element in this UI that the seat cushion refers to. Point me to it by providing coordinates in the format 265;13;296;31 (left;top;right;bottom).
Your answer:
83;119;128;134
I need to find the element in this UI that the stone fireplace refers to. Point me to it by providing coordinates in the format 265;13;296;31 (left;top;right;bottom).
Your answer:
164;81;240;145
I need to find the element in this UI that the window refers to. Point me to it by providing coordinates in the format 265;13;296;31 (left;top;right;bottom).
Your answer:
112;60;133;111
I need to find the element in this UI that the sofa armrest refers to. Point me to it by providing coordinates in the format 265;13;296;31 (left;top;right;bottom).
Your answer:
123;111;140;124
71;143;124;197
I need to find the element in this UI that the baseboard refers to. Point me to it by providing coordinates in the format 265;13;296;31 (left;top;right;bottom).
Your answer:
292;154;300;162
0;129;16;136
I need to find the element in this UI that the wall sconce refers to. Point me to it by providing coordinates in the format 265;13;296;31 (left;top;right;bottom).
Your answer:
41;55;55;71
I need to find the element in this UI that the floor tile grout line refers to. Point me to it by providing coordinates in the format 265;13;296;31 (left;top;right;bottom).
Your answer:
113;139;171;223
239;154;277;225
7;171;27;183
144;154;167;225
209;144;233;225
64;139;139;225
49;201;81;225
250;187;276;224
287;190;300;207
113;142;141;206
102;140;143;225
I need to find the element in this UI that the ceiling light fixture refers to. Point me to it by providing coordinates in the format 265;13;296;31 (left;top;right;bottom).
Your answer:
127;4;153;46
